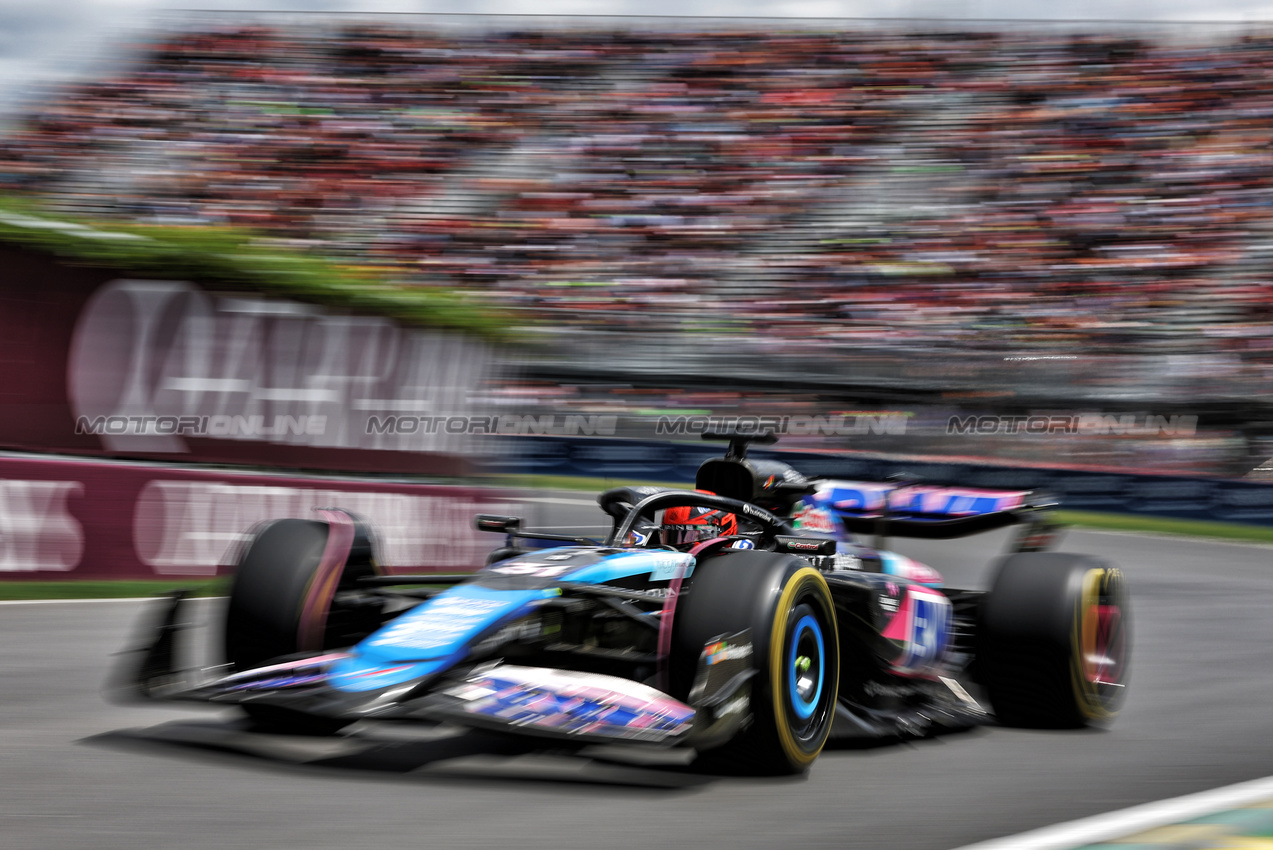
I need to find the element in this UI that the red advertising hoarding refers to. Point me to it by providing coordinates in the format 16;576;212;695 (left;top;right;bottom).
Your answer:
0;245;496;476
0;453;522;579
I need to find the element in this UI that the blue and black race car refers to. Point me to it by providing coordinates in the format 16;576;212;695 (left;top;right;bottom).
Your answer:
113;432;1129;774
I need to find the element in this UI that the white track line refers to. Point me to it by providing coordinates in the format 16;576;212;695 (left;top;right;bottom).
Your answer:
0;597;155;605
0;597;220;606
950;774;1273;850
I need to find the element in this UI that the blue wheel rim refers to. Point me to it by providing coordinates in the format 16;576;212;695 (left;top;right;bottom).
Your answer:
788;614;825;720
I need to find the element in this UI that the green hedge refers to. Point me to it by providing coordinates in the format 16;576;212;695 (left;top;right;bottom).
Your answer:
0;196;511;340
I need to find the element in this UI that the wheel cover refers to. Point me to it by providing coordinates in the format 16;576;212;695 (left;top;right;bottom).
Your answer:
1083;603;1125;687
768;568;838;768
787;614;825;721
1072;567;1129;721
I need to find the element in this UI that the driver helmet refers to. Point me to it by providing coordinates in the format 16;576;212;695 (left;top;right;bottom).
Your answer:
661;504;737;550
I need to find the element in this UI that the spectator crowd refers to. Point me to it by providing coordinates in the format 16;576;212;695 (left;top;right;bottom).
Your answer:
3;23;1273;355
2;20;1272;474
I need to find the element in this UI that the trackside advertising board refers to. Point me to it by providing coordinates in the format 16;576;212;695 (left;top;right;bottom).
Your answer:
0;454;519;579
0;245;495;476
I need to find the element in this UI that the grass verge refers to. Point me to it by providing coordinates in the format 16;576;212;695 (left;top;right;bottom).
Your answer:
1055;510;1273;544
0;578;228;602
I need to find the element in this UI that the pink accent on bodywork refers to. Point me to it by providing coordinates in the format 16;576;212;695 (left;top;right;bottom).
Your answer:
830;483;889;512
220;652;350;683
652;545;711;693
881;585;953;678
880;589;914;641
891;554;945;586
686;537;740;559
888;486;1027;515
296;509;357;652
880;584;950;640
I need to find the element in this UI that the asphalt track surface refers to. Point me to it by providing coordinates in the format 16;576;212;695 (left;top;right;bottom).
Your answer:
4;500;1273;850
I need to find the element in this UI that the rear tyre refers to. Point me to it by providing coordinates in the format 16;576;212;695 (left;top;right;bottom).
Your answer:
224;517;375;735
979;552;1130;728
673;550;839;774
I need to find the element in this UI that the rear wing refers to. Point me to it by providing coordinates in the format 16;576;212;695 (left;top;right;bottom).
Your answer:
797;480;1061;549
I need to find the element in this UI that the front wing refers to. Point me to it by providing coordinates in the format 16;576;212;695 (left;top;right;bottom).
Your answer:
108;591;754;751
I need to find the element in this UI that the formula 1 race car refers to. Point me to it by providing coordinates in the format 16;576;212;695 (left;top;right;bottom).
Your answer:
112;432;1130;775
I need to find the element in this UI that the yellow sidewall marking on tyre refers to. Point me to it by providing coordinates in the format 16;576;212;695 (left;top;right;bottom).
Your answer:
769;567;839;769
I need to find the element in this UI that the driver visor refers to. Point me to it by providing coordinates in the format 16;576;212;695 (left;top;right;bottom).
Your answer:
662;523;725;547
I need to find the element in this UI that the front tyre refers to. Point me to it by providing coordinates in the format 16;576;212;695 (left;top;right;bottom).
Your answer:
769;580;837;768
979;552;1130;728
223;517;375;735
674;551;839;774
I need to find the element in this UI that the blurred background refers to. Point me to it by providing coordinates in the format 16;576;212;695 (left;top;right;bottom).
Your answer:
4;6;1273;577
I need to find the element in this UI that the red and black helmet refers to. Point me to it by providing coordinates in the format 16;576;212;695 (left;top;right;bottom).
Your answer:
661;504;738;549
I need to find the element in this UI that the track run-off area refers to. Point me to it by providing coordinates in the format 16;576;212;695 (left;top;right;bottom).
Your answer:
3;510;1273;850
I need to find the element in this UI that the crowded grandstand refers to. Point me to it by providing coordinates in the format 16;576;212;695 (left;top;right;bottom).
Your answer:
1;19;1270;474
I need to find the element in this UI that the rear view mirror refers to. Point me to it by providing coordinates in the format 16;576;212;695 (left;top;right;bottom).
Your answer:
475;515;522;534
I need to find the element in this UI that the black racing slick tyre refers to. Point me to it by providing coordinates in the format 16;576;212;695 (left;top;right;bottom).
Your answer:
979;552;1130;729
223;517;379;735
673;550;839;775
